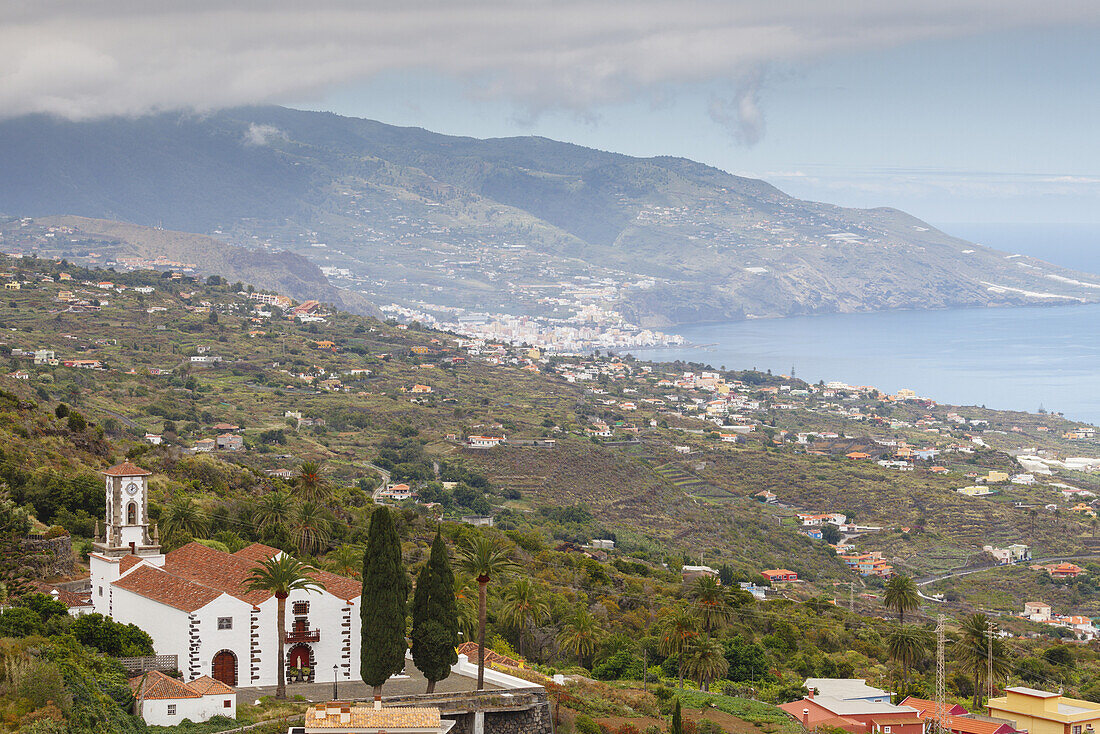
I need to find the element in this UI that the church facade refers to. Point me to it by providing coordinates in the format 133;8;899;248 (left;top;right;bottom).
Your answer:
89;461;362;687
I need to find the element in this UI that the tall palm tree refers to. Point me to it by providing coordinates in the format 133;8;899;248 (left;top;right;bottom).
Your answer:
682;635;729;692
883;575;921;623
289;501;331;556
693;576;732;634
887;625;933;693
162;497;207;539
955;613;1011;710
254;489;293;535
325;544;363;577
657;606;699;689
244;554;325;699
456;535;518;689
557;606;604;670
499;578;550;659
295;461;329;503
454;575;479;643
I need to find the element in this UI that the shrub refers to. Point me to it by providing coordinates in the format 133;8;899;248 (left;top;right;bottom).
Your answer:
575;714;603;734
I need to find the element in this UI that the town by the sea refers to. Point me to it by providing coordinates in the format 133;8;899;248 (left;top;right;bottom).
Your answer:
630;302;1100;427
633;224;1100;426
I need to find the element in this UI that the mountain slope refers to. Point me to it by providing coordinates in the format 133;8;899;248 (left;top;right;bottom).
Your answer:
2;106;1099;325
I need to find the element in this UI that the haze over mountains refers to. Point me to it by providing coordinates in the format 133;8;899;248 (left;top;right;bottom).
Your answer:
2;106;1099;327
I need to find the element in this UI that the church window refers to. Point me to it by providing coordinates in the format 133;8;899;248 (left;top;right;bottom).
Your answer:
167;705;177;716
293;601;309;615
126;502;137;525
98;586;103;596
218;617;233;630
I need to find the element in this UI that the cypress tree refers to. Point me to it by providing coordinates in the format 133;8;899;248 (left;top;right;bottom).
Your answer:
411;531;459;693
360;507;408;704
670;698;682;734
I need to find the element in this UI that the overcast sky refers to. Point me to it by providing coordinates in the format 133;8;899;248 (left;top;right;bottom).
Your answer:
4;1;1100;225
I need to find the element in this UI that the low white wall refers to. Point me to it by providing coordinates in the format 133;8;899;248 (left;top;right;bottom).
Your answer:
451;654;537;690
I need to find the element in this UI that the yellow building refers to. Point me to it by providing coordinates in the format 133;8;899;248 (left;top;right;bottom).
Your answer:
988;686;1100;734
986;471;1010;483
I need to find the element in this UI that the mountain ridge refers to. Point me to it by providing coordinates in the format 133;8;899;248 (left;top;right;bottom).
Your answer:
2;105;1099;327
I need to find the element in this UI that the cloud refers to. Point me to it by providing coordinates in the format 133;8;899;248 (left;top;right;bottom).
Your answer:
708;68;767;146
243;123;286;147
2;0;1099;146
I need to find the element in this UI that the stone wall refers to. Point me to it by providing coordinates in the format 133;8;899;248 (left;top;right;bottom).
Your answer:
20;534;76;578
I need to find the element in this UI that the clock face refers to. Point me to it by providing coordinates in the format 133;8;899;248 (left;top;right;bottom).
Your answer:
125;482;140;497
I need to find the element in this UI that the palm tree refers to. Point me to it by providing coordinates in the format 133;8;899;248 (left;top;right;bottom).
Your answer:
456;535;518;689
294;461;329;503
887;625;933;693
682;635;729;692
454;575;479;643
883;575;921;623
254;489;293;536
289;501;331;556
162;497;207;539
244;554;325;699
325;544;363;577
693;576;731;634
955;613;1011;710
657;606;699;689
557;606;604;670
499;578;550;659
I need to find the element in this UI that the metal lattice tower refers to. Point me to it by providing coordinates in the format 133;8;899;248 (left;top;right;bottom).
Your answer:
849;582;855;613
935;614;947;734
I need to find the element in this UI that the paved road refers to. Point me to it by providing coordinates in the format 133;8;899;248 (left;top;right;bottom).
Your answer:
367;463;392;502
916;554;1100;586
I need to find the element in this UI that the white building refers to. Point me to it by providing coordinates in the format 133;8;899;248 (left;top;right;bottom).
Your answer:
89;462;362;688
130;670;236;726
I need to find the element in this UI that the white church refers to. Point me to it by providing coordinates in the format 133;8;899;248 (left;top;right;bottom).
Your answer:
89;461;362;688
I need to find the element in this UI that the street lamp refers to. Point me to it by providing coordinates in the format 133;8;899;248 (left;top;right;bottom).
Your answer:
333;664;339;701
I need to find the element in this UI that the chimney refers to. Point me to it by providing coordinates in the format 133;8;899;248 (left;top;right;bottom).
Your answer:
374;695;381;711
808;688;814;700
803;710;810;727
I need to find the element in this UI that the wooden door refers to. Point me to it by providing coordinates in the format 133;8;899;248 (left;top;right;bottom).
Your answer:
212;650;236;686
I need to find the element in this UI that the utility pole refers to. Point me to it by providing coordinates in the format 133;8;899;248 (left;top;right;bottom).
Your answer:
849;582;855;613
935;614;947;734
987;619;995;704
643;647;648;693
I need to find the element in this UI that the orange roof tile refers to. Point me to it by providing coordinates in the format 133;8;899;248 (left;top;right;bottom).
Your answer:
232;543;282;563
186;675;236;696
104;460;152;477
113;564;223;612
130;670;201;700
119;554;143;573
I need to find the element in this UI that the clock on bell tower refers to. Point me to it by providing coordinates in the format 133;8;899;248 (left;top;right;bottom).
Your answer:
94;460;159;557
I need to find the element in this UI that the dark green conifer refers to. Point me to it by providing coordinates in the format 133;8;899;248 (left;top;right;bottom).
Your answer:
411;531;459;692
671;698;682;734
360;507;408;701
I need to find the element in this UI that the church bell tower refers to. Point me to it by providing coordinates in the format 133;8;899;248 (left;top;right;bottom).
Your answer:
89;461;164;615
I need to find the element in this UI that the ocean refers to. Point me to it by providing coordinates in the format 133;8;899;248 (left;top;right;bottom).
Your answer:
629;223;1100;425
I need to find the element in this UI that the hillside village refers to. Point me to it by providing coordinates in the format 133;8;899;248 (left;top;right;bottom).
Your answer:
1;252;1100;733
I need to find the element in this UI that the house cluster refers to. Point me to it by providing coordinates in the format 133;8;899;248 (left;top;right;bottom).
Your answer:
779;679;1068;734
189;423;245;453
1031;562;1086;579
1022;601;1098;639
840;551;895;578
983;544;1031;565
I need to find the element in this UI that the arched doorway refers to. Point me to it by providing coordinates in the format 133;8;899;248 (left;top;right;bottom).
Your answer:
212;650;237;686
287;644;314;682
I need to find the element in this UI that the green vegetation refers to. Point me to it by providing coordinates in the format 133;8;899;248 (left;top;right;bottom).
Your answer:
360;507;409;699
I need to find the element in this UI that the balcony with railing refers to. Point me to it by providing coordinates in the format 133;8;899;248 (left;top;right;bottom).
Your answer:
285;628;320;643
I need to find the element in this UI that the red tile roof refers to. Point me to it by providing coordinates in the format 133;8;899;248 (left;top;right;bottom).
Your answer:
104;460;152;477
119;554;143;573
130;670;201;700
113;564;223;612
232;543;282;563
29;581;91;609
163;542;272;606
187;675;236;696
113;542;360;611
